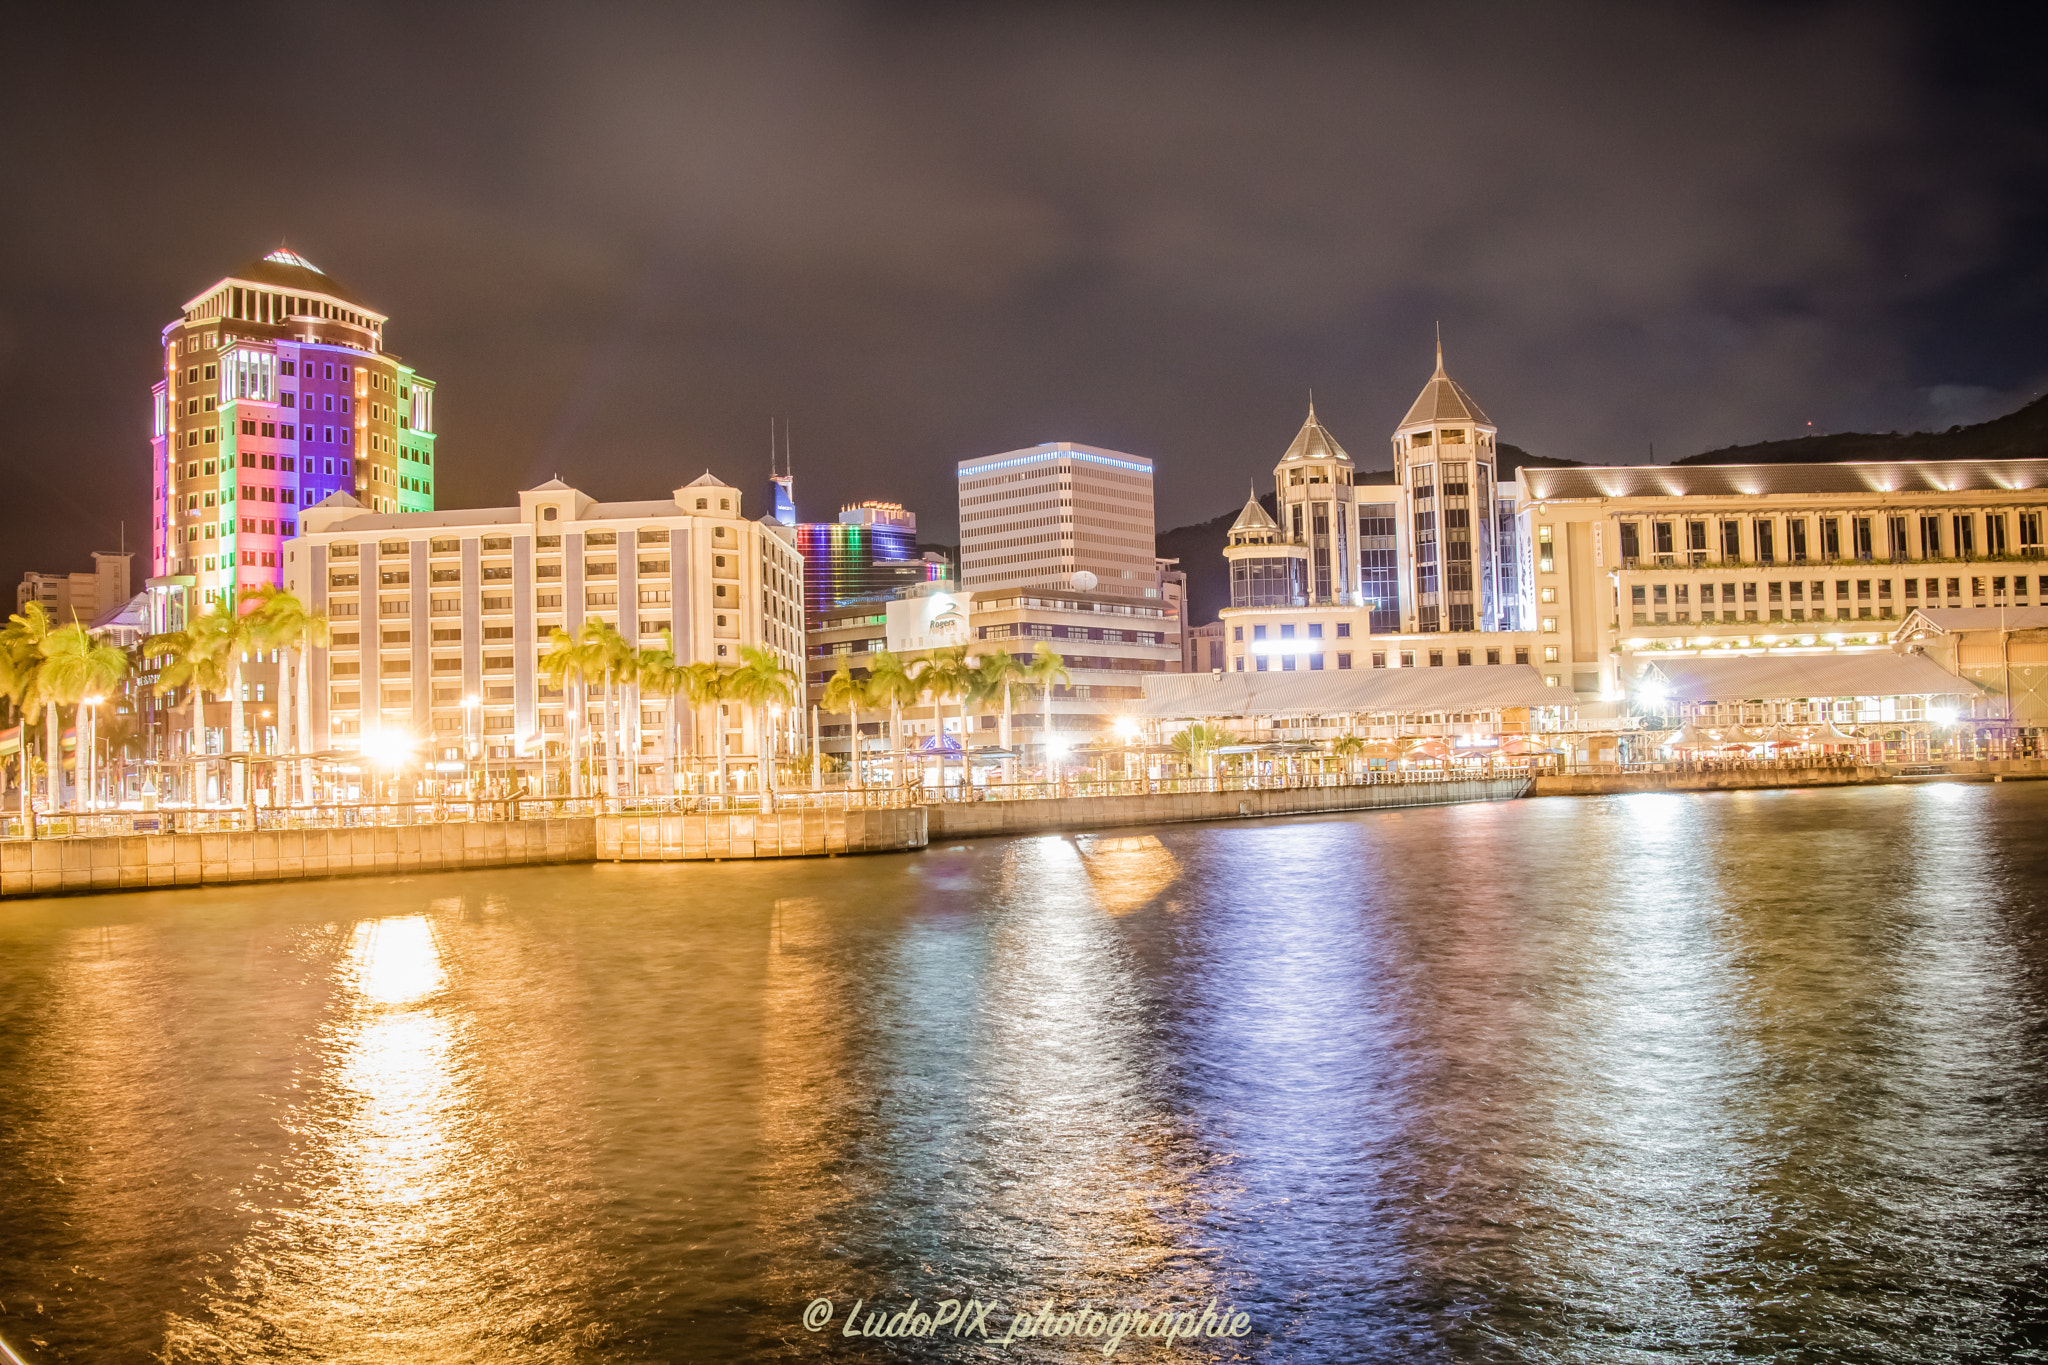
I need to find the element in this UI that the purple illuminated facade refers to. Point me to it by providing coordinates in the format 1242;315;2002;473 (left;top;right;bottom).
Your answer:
150;250;437;604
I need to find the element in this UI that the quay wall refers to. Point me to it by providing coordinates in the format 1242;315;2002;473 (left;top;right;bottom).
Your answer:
0;818;595;899
597;806;927;861
927;777;1532;840
1531;757;2048;797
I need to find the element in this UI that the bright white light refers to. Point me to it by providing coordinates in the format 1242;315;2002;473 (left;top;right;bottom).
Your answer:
1638;680;1669;704
1112;716;1141;738
1929;706;1957;726
361;729;416;768
1045;733;1073;757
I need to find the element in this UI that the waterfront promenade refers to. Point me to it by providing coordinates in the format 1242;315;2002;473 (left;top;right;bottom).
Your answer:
4;759;2044;898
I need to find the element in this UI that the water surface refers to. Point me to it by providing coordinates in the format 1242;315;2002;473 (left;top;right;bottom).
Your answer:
3;784;2046;1362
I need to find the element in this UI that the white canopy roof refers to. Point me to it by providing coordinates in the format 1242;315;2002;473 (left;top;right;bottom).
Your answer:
1133;665;1562;718
1641;651;1974;701
1895;606;2048;635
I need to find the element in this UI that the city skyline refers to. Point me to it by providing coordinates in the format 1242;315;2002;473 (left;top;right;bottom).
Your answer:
8;3;2048;596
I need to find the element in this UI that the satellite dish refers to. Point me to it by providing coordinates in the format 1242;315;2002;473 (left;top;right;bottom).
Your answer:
1071;570;1098;591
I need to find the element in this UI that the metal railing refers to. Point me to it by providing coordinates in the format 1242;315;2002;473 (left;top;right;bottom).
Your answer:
0;765;1538;839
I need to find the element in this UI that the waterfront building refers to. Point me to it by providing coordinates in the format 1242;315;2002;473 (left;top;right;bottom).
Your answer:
1216;348;1532;681
1519;458;2048;708
791;500;950;617
1894;605;2048;737
958;442;1160;601
286;474;804;791
14;551;131;621
808;580;1182;765
151;249;439;603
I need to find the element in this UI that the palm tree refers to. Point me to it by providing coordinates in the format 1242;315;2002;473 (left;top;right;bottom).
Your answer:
538;628;594;796
676;660;727;796
576;619;635;799
970;650;1026;785
1173;721;1229;783
916;645;973;792
863;650;921;788
1022;641;1071;776
0;604;54;813
1331;734;1365;781
144;601;236;805
725;645;798;808
820;665;871;788
243;586;330;806
635;634;687;795
38;621;130;811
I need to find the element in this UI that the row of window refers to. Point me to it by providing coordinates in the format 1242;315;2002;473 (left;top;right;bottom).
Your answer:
1626;573;2042;624
1608;511;2045;566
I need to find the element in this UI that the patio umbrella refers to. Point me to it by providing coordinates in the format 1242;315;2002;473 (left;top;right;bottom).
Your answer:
1808;720;1862;746
1669;722;1721;750
1403;739;1454;760
1497;736;1562;757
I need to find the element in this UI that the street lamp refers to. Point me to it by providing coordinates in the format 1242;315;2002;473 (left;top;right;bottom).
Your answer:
463;695;482;796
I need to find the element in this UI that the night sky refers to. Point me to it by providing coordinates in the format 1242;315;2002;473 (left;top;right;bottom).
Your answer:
4;2;2046;593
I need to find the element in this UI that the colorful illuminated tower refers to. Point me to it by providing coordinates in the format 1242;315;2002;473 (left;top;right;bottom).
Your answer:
793;501;949;618
149;249;437;603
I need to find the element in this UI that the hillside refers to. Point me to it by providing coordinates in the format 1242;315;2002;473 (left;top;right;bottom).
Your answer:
1674;393;2048;466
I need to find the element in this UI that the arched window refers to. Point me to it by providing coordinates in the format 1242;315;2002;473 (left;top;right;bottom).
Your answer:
542;506;558;521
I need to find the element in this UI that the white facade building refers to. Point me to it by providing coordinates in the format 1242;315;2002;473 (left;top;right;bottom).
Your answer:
286;473;805;789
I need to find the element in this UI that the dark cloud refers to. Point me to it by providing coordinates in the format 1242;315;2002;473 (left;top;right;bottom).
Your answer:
3;1;2045;591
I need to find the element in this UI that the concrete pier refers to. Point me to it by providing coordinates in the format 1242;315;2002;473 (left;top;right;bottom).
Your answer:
597;806;927;861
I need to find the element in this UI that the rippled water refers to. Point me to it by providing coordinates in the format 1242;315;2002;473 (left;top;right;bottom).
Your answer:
3;784;2047;1362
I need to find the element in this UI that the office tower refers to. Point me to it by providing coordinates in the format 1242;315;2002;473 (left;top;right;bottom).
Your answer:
151;249;438;603
957;442;1159;600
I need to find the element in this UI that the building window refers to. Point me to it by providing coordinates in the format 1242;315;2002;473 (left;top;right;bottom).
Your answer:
1543;646;1559;662
1721;520;1741;560
1335;622;1350;637
1514;648;1529;664
1371;652;1387;668
1541;616;1558;632
1953;514;1976;557
1399;651;1415;668
1336;653;1352;669
1428;650;1444;667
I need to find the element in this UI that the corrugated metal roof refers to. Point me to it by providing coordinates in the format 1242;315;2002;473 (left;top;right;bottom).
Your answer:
1523;459;2048;501
1641;651;1974;700
1133;665;1562;718
1896;606;2048;634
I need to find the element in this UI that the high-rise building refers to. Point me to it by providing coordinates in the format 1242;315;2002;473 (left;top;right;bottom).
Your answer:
957;442;1159;600
151;249;438;604
792;501;949;617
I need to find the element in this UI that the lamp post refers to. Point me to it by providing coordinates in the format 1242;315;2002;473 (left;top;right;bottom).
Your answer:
463;695;480;799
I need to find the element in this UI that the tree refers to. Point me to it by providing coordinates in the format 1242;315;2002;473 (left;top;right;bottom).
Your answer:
145;601;238;805
970;650;1026;785
243;586;330;805
37;620;130;811
1331;734;1365;780
820;666;871;788
0;604;54;813
677;660;727;796
575;619;635;799
863;650;921;788
634;635;687;796
1022;641;1071;775
916;645;973;791
725;645;798;808
539;628;595;797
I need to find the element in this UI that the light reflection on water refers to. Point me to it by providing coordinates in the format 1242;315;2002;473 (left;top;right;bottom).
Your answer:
2;784;2046;1362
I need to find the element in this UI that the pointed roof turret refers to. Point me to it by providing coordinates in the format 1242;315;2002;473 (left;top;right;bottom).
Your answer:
1230;489;1278;532
1399;336;1491;428
1280;403;1353;463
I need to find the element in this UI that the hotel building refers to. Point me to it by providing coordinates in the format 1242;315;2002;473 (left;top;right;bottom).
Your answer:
15;551;131;621
958;442;1161;601
286;474;805;787
152;249;438;602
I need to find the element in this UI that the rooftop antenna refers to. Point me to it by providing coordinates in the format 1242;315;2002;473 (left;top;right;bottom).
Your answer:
1435;323;1444;375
